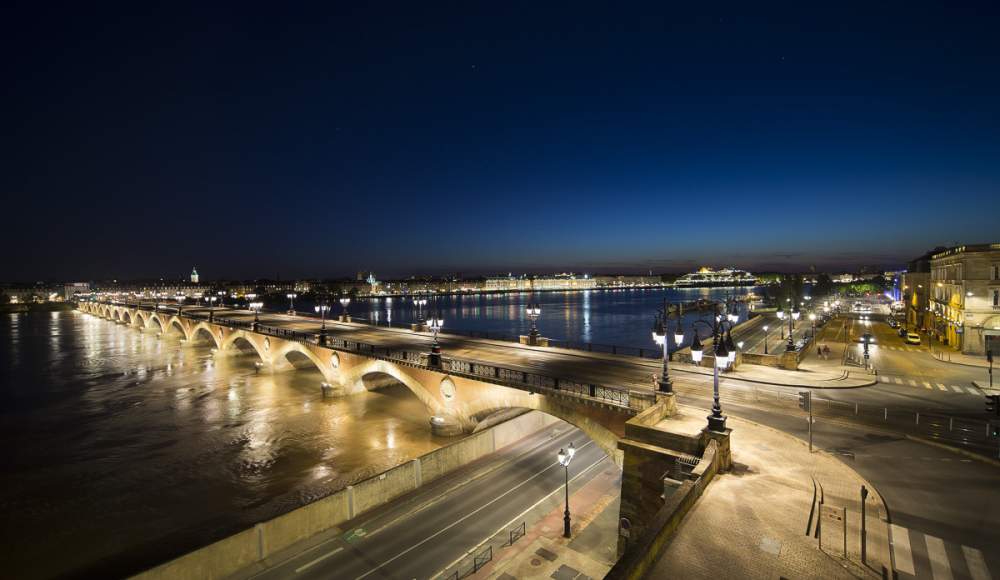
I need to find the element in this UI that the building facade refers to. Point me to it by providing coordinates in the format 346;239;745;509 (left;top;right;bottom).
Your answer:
929;243;1000;356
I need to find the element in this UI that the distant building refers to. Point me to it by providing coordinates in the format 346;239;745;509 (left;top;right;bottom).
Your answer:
191;267;199;284
64;282;90;300
928;243;1000;355
483;274;596;292
901;250;937;333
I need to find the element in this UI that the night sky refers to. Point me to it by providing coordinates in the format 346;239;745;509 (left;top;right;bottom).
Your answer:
3;2;999;282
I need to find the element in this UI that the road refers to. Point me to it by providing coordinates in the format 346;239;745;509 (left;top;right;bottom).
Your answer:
249;424;608;580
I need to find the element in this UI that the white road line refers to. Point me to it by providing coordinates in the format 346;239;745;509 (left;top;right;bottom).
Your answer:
909;379;918;387
962;546;992;580
894;377;903;385
925;534;954;580
296;547;344;573
923;382;932;390
891;524;915;575
937;384;948;391
967;387;983;396
951;385;964;393
353;443;600;580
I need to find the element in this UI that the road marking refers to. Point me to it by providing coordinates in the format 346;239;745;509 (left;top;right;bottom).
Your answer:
924;382;932;390
295;547;344;573
894;377;903;384
937;384;948;391
353;443;600;580
967;387;982;396
925;534;953;580
891;524;915;575
909;379;918;387
950;385;964;393
433;456;608;579
962;546;992;580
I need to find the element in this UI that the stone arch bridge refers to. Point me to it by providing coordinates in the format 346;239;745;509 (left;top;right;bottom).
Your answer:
80;300;665;463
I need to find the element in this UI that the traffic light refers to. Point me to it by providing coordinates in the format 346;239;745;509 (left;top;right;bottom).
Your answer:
986;395;1000;417
798;391;812;412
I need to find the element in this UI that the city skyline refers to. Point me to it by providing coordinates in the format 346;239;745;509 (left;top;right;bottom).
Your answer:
3;2;1000;280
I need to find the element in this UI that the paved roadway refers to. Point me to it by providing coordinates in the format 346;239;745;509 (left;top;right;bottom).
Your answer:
249;424;608;580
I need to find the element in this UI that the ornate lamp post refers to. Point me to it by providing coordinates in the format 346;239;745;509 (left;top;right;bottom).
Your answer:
205;295;217;321
557;442;576;538
339;296;351;322
651;300;685;394
809;312;817;338
427;311;444;366
247;294;261;330
217;290;226;308
763;324;769;354
286;292;298;315
688;302;736;432
315;301;330;345
526;303;541;344
175;294;185;316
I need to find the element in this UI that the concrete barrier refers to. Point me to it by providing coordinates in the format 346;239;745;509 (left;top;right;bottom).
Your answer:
132;411;559;580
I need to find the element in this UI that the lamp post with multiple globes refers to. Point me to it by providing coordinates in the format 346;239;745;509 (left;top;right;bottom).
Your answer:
427;311;444;367
688;301;738;432
287;292;298;315
651;299;685;394
526;303;542;344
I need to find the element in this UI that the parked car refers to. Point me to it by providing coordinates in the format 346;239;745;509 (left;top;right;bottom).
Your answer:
905;332;921;345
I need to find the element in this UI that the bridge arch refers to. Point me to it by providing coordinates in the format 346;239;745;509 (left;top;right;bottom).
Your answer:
122;310;132;325
165;318;189;340
134;310;148;329
190;323;221;348
223;334;267;363
340;359;445;416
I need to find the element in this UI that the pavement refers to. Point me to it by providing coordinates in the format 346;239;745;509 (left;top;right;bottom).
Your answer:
930;349;993;369
651;413;891;580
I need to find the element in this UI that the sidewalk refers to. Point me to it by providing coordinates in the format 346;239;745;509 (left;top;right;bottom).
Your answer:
650;414;891;579
931;349;993;368
461;412;890;580
673;360;876;389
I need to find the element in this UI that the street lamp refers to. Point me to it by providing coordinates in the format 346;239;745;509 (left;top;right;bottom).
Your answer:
788;308;800;352
315;301;330;332
557;442;576;538
217;290;225;308
339;297;351;322
651;300;683;394
687;301;735;432
526;303;542;344
286;292;298;315
249;300;263;330
777;310;786;340
763;325;769;354
205;295;217;321
176;294;185;316
809;312;817;338
427;311;444;366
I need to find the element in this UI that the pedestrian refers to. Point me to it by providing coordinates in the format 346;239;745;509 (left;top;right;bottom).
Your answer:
823;344;831;359
818;345;823;358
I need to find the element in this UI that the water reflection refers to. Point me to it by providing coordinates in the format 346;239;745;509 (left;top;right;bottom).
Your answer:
0;312;447;579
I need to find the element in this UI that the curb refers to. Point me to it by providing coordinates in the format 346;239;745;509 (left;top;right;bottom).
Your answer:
674;366;878;390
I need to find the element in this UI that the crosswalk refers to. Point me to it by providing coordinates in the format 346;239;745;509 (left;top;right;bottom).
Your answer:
891;523;992;579
877;375;983;396
879;345;924;352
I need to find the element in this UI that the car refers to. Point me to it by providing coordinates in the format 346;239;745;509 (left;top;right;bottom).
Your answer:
905;332;921;345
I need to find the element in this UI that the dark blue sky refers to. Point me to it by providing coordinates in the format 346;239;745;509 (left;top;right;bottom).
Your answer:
3;1;999;281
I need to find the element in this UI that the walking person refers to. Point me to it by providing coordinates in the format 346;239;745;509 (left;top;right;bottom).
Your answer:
823;344;831;359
